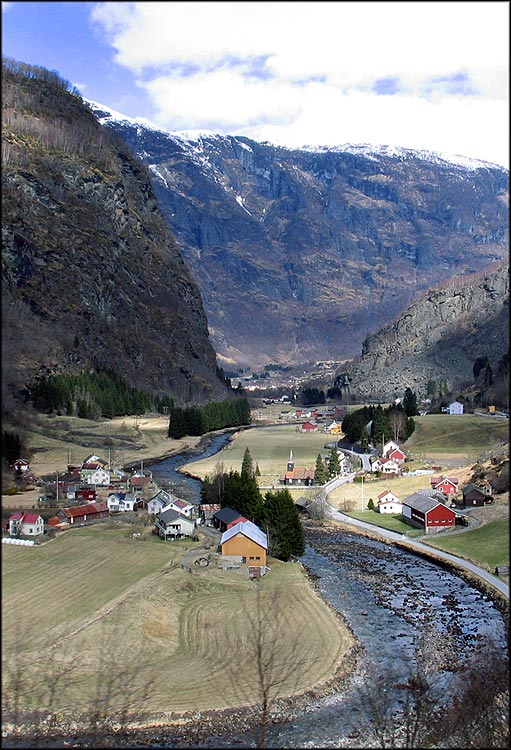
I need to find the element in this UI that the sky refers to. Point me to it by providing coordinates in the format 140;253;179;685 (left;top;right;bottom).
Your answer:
2;1;509;167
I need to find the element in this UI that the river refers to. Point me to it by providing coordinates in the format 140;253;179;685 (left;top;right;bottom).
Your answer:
148;432;508;748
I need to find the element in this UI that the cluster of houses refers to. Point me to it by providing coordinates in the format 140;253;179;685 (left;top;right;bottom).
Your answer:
370;441;494;533
5;453;270;573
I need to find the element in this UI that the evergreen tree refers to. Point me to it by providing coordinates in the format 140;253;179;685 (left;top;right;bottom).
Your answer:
327;447;341;479
371;405;389;448
359;426;370;452
262;489;304;561
314;454;327;485
241;447;254;480
403;387;418;417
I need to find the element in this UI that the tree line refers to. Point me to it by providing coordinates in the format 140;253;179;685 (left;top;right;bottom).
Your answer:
168;397;251;438
342;389;417;449
201;448;305;562
29;368;173;419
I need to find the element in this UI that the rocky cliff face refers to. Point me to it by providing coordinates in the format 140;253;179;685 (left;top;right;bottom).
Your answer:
345;262;509;401
91;104;509;370
1;65;229;415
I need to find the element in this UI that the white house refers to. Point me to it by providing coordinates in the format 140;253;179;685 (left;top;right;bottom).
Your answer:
165;496;195;518
8;512;44;537
147;489;174;516
377;489;402;514
107;492;138;512
154;508;195;540
370;457;401;475
448;401;464;415
80;463;111;486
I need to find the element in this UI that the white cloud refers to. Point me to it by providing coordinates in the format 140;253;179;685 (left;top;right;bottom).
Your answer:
90;1;509;166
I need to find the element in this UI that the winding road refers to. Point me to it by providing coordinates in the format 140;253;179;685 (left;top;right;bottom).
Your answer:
325;502;509;598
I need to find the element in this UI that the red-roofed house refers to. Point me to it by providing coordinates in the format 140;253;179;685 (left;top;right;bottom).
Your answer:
387;447;406;464
377;489;402;514
301;421;318;433
279;450;315;486
56;502;109;525
430;476;459;496
9;512;44;537
13;459;30;473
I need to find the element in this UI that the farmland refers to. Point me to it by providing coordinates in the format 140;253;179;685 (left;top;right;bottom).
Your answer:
2;522;353;721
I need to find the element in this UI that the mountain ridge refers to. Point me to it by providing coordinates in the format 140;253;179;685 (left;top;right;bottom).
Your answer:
89;101;509;370
1;63;230;419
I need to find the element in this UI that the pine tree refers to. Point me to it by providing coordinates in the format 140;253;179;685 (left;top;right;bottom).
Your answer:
327;447;341;479
263;489;304;561
241;447;254;480
314;454;327;485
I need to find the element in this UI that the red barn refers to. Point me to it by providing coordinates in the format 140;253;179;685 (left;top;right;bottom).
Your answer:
57;501;109;525
402;493;456;534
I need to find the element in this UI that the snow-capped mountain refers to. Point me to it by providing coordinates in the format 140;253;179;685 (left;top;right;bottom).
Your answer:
87;100;509;370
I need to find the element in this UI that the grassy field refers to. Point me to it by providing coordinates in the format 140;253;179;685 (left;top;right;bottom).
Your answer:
2;522;353;720
404;414;509;463
182;424;339;486
423;518;510;570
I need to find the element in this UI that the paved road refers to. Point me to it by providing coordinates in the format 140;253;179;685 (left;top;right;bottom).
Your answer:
325;503;509;599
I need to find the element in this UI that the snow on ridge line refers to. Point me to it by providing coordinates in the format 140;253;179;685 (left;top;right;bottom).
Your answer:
86;99;506;172
295;142;505;171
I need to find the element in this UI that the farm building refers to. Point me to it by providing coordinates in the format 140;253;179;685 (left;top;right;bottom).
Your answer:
220;520;268;567
56;502;109;525
8;512;44;537
461;483;493;507
154;508;195;540
12;459;30;472
301;421;319;433
402;493;456;533
212;507;248;533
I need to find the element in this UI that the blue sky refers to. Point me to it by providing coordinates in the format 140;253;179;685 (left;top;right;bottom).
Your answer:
2;1;509;167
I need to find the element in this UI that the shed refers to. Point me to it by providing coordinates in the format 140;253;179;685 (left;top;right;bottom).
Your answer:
212;507;247;532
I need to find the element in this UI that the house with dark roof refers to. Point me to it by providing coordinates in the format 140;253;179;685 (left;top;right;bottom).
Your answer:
154;508;195;540
212;507;247;533
402;493;456;533
461;483;493;507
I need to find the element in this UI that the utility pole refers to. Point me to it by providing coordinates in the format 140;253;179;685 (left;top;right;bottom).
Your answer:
361;473;364;512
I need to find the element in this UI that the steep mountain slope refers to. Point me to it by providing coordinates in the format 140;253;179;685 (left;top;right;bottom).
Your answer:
345;261;509;401
1;63;229;417
90;103;509;370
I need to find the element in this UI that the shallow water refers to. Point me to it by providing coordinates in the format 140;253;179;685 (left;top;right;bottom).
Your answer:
149;438;509;747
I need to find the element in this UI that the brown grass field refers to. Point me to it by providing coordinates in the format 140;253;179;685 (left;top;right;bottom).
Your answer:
2;522;353;720
2;409;508;725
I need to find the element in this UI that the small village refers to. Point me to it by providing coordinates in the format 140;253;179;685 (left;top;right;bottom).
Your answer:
3;413;496;575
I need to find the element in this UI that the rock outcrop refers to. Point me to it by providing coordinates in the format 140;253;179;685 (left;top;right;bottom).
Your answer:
345;262;509;400
1;62;229;415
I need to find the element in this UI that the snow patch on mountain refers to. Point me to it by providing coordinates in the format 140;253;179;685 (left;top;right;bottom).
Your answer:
87;99;507;174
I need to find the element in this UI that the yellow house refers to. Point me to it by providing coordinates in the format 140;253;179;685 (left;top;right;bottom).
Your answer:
221;520;268;566
329;423;343;435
